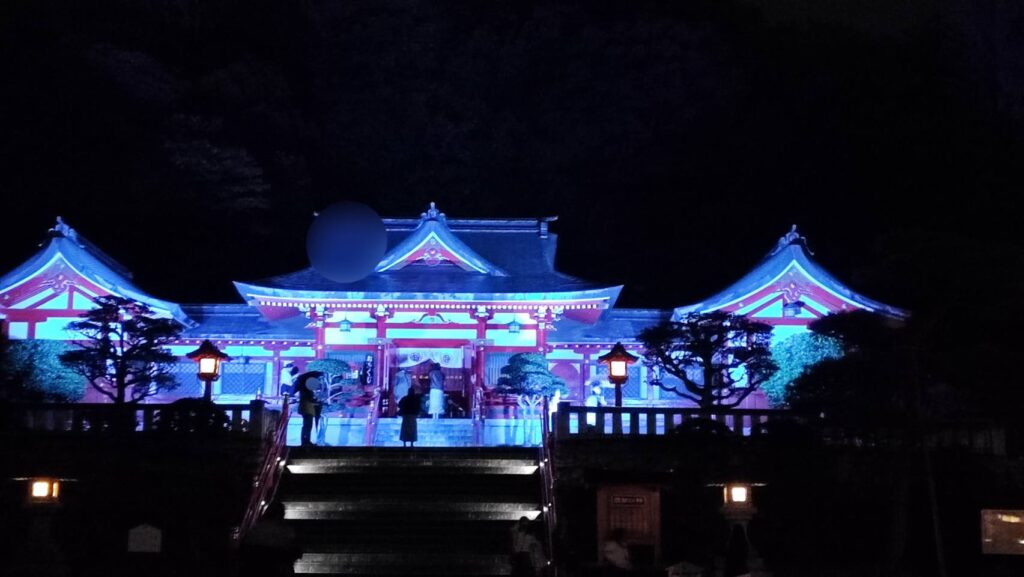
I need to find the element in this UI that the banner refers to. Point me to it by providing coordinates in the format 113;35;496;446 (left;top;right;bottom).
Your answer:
394;347;464;369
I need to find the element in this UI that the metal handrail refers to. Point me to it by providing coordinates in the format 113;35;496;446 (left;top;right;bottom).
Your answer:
472;387;484;446
363;387;383;446
236;400;290;543
540;396;558;576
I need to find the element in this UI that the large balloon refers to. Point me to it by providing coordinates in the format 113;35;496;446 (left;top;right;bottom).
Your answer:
306;202;387;283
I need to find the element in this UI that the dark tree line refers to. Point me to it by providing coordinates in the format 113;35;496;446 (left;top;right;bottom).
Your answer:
2;0;1023;313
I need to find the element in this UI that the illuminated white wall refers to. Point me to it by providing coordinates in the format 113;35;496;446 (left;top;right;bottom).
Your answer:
325;327;377;345
7;322;29;339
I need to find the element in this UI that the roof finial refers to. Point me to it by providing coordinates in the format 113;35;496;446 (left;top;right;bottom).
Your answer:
421;202;445;222
48;216;79;243
771;224;813;256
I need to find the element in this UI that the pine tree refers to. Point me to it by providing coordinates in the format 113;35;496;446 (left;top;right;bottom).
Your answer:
60;296;183;404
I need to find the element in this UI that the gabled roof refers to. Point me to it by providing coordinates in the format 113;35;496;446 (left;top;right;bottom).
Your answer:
375;203;507;275
674;226;908;320
235;203;621;318
0;218;190;324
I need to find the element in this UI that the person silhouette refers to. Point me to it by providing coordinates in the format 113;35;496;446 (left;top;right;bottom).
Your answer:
398;388;421;447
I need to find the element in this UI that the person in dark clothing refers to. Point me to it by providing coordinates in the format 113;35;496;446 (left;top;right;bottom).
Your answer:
294;371;322;447
397;388;420;447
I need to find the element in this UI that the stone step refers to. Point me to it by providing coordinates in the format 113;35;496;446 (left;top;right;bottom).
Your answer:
290;529;512;551
288;446;537;459
287;461;539;475
277;446;543;575
294;557;511;576
284;497;541;521
286;447;540;475
282;474;539;496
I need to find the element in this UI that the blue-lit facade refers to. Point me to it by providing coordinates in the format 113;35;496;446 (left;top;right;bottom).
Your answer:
0;207;906;421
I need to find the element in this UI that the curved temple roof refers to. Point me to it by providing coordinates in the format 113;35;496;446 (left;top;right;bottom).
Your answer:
674;226;908;320
235;203;622;318
0;218;190;324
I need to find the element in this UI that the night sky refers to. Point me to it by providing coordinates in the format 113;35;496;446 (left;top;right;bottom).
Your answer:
2;0;1022;312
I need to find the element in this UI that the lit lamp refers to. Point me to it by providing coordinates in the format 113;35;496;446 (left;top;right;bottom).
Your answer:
29;479;60;502
339;314;352;332
187;340;229;402
723;483;751;507
508;319;521;334
597;342;639;407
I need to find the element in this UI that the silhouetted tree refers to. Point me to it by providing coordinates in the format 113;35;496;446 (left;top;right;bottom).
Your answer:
60;296;183;404
639;311;776;408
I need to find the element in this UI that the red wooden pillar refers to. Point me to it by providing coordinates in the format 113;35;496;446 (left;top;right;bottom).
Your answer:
470;308;490;417
373;306;391;416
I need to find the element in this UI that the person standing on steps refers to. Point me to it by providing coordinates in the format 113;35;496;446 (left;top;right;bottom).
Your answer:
584;381;607;430
279;361;297;397
393;369;411;413
428;362;445;419
398;386;420;447
294;371;322;447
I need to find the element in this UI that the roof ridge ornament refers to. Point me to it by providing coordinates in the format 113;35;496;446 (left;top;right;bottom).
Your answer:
770;224;814;256
47;216;80;245
421;202;446;222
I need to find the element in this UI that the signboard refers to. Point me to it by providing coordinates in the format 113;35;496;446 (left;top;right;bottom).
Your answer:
982;510;1024;555
127;524;162;554
596;484;661;564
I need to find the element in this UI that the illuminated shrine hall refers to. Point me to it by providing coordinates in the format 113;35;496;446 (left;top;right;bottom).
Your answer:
0;206;906;429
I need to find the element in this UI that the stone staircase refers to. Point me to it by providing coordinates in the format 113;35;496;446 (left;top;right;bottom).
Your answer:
371;418;477;447
279;447;544;575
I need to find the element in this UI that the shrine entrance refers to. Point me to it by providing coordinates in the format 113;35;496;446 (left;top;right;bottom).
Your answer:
389;347;471;418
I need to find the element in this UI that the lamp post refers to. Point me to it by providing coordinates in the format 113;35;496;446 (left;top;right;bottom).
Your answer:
712;481;767;576
187;340;229;402
597;342;638;407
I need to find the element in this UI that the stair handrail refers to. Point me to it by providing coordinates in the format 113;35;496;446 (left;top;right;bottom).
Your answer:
472;386;484;445
235;399;290;544
363;386;383;446
540;395;559;576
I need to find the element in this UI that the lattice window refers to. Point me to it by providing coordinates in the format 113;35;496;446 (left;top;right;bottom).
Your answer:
485;353;515;387
167;362;203;397
594;365;643;399
220;362;267;395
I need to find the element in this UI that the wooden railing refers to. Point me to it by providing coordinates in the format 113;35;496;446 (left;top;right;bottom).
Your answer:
555;404;775;438
540;396;558;576
4;401;275;437
236;401;290;543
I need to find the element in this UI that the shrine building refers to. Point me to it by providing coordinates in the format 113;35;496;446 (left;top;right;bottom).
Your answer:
0;204;906;418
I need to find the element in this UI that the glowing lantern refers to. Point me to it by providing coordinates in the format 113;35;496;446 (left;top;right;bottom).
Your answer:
725;483;749;505
782;301;803;318
508;319;521;334
30;479;60;501
597;342;639;407
187;340;229;401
